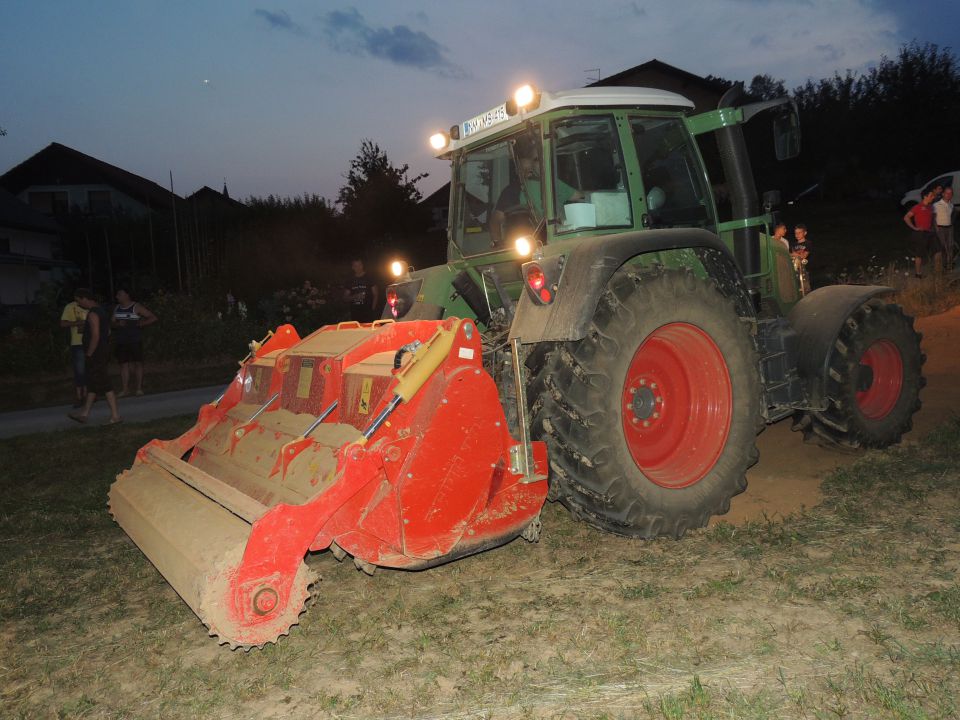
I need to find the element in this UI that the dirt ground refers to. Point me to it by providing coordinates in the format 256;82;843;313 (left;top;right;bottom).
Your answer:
725;304;960;524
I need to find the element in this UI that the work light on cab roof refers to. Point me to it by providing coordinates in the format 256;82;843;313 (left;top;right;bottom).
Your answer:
428;83;541;151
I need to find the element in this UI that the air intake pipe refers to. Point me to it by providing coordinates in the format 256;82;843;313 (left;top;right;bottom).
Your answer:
716;83;760;284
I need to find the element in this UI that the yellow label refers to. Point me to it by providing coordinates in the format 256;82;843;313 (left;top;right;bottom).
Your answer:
252;367;263;394
297;359;315;398
358;377;373;415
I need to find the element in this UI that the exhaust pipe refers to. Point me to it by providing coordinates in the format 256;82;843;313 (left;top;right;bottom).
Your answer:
716;83;760;284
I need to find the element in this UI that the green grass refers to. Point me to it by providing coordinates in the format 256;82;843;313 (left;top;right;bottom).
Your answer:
0;417;959;718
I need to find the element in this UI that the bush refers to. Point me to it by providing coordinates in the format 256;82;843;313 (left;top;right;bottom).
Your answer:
142;291;263;362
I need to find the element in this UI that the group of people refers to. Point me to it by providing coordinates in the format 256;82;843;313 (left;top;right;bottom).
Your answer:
773;222;813;294
904;184;956;278
60;287;157;424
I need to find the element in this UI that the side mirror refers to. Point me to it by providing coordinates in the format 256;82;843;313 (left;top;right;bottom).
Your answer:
773;107;801;160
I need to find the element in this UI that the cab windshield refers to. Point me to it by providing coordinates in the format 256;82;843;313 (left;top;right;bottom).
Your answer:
453;130;542;257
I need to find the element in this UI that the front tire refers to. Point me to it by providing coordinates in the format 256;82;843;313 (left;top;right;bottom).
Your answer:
795;300;925;449
528;269;761;539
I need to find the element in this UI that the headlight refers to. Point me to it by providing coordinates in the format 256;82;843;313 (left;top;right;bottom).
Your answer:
514;236;532;257
389;260;412;279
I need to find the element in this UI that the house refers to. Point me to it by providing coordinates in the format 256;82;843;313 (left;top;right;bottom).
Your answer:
0;142;180;218
0;188;71;307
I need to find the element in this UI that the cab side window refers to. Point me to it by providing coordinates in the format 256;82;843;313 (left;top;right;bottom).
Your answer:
551;115;632;233
631;117;714;230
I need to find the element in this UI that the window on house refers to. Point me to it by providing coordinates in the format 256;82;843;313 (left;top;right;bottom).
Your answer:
28;191;69;215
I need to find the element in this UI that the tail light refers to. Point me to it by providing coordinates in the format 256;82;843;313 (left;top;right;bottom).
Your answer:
386;288;400;318
521;256;565;306
526;266;546;291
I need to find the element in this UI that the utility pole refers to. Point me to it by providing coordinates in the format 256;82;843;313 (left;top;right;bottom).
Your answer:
170;171;183;292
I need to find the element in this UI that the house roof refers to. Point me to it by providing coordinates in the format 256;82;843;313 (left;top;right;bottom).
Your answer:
590;59;731;93
0;142;181;209
187;185;247;209
0;187;61;234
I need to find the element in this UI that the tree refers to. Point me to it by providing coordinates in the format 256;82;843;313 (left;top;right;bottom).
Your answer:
747;74;787;101
337;140;428;255
787;41;960;196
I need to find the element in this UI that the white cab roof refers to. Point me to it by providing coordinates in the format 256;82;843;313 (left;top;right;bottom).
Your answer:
441;86;695;156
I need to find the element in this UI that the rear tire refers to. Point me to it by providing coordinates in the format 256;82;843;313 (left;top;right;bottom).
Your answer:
527;268;761;539
795;300;925;449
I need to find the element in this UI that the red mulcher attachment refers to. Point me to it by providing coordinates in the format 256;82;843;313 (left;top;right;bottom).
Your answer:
109;318;548;648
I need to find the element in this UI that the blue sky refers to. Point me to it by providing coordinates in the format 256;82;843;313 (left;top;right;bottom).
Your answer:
1;1;956;202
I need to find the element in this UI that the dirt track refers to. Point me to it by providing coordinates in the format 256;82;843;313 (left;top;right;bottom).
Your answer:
724;304;960;524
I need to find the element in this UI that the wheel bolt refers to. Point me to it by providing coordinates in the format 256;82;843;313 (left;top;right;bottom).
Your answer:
650;382;658;389
643;420;651;428
629;387;636;394
639;379;646;386
656;396;663;404
653;412;660;419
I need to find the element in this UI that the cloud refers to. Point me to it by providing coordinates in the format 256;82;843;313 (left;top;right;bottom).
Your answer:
815;43;844;64
254;9;305;35
321;7;467;78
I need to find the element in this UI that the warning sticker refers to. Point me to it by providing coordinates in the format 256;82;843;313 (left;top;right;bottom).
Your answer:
252;367;263;394
358;377;373;415
458;347;475;360
297;358;315;398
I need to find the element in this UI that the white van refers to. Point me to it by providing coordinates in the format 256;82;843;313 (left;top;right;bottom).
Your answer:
900;171;959;208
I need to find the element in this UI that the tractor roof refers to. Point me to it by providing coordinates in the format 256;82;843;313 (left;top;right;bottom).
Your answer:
439;86;695;156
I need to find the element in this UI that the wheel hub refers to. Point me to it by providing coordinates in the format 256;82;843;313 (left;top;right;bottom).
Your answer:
629;384;659;421
621;323;733;489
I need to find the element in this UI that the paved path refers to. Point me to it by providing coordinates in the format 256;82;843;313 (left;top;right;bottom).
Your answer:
0;385;225;439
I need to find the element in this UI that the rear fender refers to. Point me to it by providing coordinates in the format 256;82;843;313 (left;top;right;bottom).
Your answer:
787;285;894;409
508;228;753;343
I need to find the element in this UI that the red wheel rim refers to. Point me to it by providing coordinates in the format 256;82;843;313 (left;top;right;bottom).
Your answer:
621;323;732;488
855;340;903;419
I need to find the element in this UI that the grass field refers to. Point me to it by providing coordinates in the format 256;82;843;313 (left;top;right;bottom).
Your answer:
1;414;958;719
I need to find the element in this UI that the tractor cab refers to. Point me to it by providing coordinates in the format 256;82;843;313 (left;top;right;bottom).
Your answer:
437;86;715;261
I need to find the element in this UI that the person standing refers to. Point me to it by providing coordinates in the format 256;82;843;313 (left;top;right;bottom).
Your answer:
112;287;158;397
68;288;121;424
904;190;940;278
934;187;955;270
772;223;790;251
790;224;812;295
59;292;88;407
344;258;380;322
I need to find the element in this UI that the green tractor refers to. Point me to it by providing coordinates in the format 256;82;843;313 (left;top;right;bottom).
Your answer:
385;82;924;539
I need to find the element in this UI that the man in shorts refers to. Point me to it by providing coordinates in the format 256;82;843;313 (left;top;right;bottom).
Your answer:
903;190;940;278
112;287;157;396
68;288;121;424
